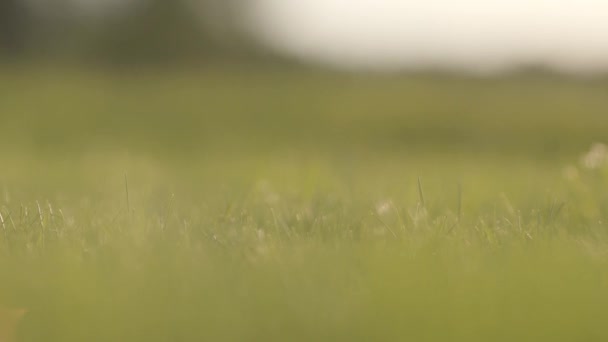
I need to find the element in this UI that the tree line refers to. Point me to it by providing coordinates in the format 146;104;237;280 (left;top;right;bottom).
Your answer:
0;0;253;64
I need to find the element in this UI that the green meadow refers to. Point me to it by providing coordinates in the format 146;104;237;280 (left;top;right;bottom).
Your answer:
1;67;608;341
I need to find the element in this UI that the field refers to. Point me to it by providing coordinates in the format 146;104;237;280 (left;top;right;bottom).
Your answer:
1;66;608;341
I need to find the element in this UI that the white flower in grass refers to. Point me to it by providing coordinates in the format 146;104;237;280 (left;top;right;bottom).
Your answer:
375;199;393;216
582;143;608;170
256;229;266;241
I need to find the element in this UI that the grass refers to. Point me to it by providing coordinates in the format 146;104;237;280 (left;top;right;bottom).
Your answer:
1;66;608;341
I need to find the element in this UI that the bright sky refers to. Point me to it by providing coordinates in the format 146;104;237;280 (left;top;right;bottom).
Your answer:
248;0;608;73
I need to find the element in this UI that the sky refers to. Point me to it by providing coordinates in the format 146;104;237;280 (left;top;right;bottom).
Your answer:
248;0;608;74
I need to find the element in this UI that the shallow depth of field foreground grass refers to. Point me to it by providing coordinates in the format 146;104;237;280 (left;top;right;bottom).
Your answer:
1;67;608;341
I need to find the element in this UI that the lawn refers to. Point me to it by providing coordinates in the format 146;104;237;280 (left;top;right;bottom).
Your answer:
1;66;608;341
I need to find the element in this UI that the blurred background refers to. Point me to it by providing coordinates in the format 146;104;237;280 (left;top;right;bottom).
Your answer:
1;0;608;157
3;3;608;341
3;0;608;72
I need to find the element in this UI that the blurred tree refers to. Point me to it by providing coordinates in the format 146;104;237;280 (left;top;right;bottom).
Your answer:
0;0;28;57
1;0;258;65
88;0;248;64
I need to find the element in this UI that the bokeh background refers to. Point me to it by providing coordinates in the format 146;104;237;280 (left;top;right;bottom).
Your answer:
4;0;608;72
1;0;608;157
2;2;608;341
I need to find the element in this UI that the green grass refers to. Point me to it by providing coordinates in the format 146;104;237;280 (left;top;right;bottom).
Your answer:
1;66;608;341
